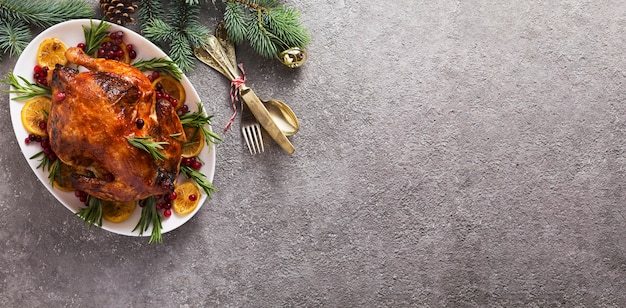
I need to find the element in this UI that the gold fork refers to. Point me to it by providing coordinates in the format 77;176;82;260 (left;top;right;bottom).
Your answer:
240;102;264;154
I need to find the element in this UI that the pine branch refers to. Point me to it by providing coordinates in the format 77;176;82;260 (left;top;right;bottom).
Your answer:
138;0;165;23
0;0;94;61
223;1;247;44
141;0;209;73
169;34;195;73
143;18;176;42
222;0;310;59
0;20;30;57
249;13;279;59
0;0;93;29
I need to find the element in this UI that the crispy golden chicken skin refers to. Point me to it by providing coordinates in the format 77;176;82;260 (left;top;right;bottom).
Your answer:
47;47;184;201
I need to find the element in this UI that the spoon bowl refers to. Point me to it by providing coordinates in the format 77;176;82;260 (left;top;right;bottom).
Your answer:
264;99;300;136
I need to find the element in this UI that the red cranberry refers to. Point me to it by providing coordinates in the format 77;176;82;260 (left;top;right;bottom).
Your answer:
168;191;177;200
55;92;66;101
189;194;197;201
104;173;114;182
191;161;202;170
77;42;86;50
163;209;172;218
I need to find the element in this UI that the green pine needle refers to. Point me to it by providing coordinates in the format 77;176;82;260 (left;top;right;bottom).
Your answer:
224;2;247;45
0;20;30;57
138;0;165;23
143;18;175;43
0;0;93;29
141;1;209;73
221;0;311;59
0;0;94;61
169;34;195;73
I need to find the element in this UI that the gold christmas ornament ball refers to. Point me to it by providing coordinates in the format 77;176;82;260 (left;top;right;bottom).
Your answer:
279;48;307;68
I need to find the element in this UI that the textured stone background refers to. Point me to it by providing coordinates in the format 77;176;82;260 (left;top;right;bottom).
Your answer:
2;1;626;306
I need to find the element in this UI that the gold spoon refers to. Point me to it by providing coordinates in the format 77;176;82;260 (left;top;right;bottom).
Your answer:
264;99;299;136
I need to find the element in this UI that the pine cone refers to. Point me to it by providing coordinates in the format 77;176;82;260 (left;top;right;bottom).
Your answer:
100;0;138;25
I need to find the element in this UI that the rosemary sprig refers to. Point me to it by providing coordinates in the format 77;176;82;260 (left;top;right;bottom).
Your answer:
30;150;58;180
126;136;168;161
179;102;222;146
180;164;217;197
82;19;110;56
1;71;51;100
132;58;183;80
133;196;163;244
76;196;103;228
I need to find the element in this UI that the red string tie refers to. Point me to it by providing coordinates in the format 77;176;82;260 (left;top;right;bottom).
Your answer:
224;63;246;132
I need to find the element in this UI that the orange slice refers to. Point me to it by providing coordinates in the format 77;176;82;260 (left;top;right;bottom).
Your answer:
181;126;204;158
36;38;68;68
101;200;136;223
21;96;51;136
172;182;200;215
152;75;185;109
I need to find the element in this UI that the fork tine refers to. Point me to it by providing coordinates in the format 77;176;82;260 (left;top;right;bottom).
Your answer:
252;124;264;153
241;103;264;155
242;126;255;154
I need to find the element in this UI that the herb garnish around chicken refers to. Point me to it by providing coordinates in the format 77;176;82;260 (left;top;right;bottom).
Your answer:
179;102;222;146
133;196;162;244
180;164;217;197
30;151;60;185
76;196;104;228
82;19;110;56
133;58;182;80
126;136;168;161
1;71;51;100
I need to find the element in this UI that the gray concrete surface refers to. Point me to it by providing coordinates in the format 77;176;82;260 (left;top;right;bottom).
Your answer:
3;0;626;306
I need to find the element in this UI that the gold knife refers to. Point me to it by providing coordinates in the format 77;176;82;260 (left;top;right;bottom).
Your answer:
239;85;295;154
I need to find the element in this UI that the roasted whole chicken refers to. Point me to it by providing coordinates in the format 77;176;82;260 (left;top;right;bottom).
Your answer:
47;47;184;202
